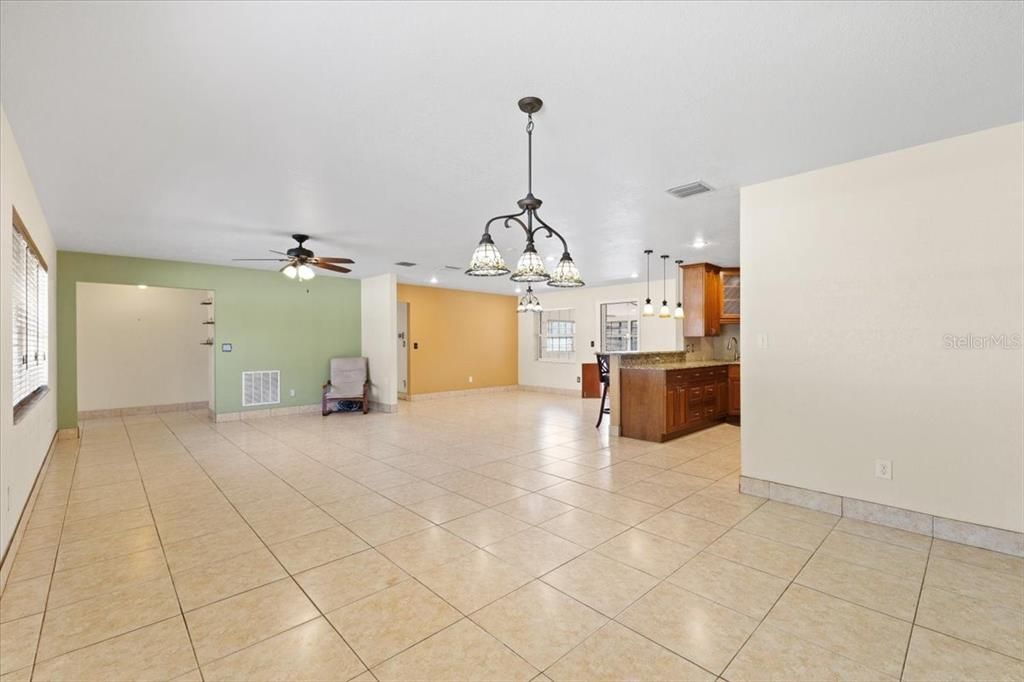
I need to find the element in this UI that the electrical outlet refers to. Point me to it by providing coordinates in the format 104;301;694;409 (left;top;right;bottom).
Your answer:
875;459;892;480
576;376;581;383
757;333;769;349
289;389;295;397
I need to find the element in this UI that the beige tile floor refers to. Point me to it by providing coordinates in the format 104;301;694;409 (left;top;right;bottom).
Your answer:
1;392;1022;681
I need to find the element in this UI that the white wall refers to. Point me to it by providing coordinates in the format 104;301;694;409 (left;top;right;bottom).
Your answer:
76;283;210;411
741;122;1024;533
518;278;680;391
0;108;58;558
360;273;398;408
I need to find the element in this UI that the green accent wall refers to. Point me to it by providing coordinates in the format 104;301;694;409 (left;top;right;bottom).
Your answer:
57;251;361;428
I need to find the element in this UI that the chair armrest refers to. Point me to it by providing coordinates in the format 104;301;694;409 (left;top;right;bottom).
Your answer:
322;381;331;392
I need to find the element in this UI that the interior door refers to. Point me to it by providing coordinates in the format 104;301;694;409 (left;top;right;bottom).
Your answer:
397;302;409;395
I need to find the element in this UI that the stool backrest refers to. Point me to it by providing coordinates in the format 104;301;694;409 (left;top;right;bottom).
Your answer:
597;354;610;383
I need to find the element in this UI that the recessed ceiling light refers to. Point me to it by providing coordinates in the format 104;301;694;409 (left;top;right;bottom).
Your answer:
545;255;555;262
630;272;639;279
429;276;439;284
691;238;709;249
514;286;522;294
137;284;148;289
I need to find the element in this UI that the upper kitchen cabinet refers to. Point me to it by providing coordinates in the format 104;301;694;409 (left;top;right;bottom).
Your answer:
680;262;740;336
719;267;740;324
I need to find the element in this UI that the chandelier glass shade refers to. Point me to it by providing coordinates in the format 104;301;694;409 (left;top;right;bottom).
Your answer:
466;97;583;288
510;242;549;282
467;233;510;277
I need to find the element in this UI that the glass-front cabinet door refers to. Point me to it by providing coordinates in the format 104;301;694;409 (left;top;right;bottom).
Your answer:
720;268;740;324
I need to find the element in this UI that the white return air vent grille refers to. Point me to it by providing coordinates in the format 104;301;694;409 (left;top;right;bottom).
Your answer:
666;181;713;199
242;370;280;407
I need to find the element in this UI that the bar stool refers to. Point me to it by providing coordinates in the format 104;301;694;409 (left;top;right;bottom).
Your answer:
595;354;611;428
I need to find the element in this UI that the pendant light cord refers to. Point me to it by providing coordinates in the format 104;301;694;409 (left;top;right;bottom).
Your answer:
526;114;534;195
661;255;668;304
645;251;651;300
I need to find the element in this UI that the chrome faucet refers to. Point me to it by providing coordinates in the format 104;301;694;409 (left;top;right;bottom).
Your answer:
726;336;739;361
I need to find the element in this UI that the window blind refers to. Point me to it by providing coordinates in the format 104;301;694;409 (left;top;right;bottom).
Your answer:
11;220;48;411
538;308;576;361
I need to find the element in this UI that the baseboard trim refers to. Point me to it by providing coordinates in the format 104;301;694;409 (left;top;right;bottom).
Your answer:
79;401;209;420
0;430;59;593
516;384;580;397
405;385;518;401
739;475;1023;557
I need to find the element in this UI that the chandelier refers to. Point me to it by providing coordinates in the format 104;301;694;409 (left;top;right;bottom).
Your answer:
516;286;542;313
466;97;584;287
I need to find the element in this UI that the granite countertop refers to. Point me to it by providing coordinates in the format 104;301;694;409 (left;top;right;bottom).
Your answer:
623;359;739;370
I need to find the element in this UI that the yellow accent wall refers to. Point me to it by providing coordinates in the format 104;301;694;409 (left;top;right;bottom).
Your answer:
397;284;518;395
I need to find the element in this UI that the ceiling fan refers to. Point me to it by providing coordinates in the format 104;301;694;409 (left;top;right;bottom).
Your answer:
233;234;354;281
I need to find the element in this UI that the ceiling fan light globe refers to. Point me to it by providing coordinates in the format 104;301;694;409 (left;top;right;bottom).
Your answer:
281;264;298;279
297;264;315;280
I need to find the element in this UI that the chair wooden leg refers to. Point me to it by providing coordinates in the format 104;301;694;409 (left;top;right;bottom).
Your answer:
322;393;330;417
596;384;608;428
362;385;369;414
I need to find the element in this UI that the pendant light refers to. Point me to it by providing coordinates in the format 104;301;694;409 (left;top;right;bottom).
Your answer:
467;97;583;287
674;259;685;319
658;255;671;318
642;250;654;317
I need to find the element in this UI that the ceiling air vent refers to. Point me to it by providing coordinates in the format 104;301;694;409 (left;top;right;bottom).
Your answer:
666;181;713;199
394;261;417;267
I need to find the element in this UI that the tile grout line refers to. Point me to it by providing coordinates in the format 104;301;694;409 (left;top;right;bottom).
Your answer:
123;416;206;681
899;535;934;681
26;429;83;679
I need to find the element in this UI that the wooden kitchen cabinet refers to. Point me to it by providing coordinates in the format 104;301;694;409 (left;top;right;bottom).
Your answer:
727;364;741;416
720;267;740;324
621;365;732;442
680;263;740;335
681;263;722;336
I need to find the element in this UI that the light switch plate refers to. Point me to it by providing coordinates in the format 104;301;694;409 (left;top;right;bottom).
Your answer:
756;333;769;349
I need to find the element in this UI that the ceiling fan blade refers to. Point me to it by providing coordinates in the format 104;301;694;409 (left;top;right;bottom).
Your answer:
315;262;352;274
269;250;289;256
232;258;290;262
313;256;355;264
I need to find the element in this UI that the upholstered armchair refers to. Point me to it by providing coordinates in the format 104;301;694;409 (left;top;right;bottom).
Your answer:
322;357;369;415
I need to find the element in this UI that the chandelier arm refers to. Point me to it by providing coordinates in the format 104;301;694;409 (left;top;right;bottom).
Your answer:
529;211;570;253
483;208;527;235
502;215;531;236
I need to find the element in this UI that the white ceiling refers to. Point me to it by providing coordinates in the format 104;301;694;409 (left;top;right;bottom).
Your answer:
1;1;1021;293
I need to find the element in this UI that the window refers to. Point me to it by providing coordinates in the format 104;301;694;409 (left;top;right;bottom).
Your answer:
11;209;48;417
538;308;575;361
601;301;639;352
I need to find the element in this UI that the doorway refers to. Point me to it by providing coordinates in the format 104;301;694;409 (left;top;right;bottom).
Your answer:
75;283;214;419
397;301;409;398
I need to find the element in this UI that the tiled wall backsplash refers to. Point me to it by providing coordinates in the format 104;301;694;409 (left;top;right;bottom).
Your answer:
683;323;740;360
619;351;689;368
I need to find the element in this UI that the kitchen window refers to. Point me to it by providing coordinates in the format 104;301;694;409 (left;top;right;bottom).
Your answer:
11;209;49;420
539;308;575;361
600;300;639;352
